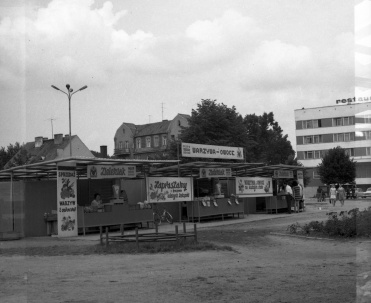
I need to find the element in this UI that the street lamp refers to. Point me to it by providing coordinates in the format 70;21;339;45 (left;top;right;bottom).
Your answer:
51;84;88;157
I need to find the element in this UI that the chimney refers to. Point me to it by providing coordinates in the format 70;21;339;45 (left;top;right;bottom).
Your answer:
35;136;43;148
65;134;70;138
100;145;108;158
54;133;63;145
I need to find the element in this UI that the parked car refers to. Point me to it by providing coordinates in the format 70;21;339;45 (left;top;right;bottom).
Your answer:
363;187;371;198
355;188;365;198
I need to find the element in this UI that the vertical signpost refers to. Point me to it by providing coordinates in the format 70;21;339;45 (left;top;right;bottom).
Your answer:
57;165;78;237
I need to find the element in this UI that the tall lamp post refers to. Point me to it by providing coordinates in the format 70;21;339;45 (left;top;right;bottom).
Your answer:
51;84;87;157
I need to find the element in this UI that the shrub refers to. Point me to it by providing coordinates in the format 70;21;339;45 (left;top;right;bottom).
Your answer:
301;207;371;238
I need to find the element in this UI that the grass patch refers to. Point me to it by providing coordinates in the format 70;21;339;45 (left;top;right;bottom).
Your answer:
0;241;236;256
94;240;236;254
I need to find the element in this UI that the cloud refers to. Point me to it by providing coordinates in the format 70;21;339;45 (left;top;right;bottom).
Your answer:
0;0;354;96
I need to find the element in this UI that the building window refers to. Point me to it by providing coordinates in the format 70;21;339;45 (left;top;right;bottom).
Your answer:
171;135;175;140
313;135;322;143
146;137;151;148
305;151;313;159
302;119;321;129
314;150;321;159
344;133;350;142
178;120;181;126
162;135;167;146
305;136;312;144
125;141;129;149
136;138;141;149
154;136;159;147
344;148;354;157
313;170;321;179
119;141;123;149
366;147;371;156
333;116;354;127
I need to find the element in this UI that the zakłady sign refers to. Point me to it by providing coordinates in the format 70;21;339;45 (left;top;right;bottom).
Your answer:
87;165;136;179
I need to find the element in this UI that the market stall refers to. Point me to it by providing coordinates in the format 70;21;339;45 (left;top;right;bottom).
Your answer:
0;156;179;238
149;161;306;219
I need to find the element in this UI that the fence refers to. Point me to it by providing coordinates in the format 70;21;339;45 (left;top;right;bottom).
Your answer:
100;222;198;250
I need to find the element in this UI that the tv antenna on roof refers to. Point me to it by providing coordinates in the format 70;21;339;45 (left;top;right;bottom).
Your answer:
161;102;166;120
46;117;57;138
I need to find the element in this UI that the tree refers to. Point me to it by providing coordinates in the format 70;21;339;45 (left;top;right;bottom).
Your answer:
243;112;295;164
172;99;250;162
0;143;22;170
180;99;250;147
317;147;356;185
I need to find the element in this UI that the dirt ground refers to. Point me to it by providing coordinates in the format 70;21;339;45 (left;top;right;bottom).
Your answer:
1;199;370;303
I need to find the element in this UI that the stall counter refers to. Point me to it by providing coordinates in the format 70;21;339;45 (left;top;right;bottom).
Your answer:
78;204;153;235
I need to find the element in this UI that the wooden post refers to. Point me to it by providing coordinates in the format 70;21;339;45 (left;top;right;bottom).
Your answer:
135;228;139;252
183;222;186;233
194;224;197;243
120;224;124;236
100;226;103;245
105;227;109;247
155;224;158;235
175;225;179;248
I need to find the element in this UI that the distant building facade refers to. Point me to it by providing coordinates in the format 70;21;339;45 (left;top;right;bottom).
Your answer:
5;134;94;168
113;114;190;159
295;101;371;197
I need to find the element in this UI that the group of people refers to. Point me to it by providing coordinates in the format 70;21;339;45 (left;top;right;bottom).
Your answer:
316;184;346;206
329;184;346;207
277;181;304;214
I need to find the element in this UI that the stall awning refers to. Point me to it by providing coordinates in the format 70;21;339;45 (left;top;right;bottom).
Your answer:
148;162;305;178
0;156;180;180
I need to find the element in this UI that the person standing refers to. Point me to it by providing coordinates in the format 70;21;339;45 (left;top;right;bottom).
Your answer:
284;182;293;214
316;187;323;202
292;181;301;213
337;184;346;206
329;184;337;206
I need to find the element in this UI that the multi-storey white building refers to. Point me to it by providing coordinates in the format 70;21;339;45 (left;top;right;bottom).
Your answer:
295;101;371;196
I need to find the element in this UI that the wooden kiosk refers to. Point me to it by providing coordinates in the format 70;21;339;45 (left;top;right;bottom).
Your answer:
0;157;179;238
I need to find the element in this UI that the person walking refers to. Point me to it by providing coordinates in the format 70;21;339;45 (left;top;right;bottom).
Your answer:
337;184;346;206
329;184;337;206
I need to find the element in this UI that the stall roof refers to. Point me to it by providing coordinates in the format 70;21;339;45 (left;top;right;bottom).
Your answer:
0;156;180;180
149;162;305;178
237;164;305;177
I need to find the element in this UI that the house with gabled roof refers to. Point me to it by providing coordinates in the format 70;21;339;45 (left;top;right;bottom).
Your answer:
114;113;190;159
5;134;94;168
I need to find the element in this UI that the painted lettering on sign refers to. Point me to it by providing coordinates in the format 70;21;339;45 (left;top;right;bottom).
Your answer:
182;143;243;160
336;96;370;104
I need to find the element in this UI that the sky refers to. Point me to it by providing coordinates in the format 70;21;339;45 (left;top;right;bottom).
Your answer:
0;0;355;155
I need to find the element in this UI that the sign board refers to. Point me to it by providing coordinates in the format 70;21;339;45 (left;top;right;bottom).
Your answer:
57;166;78;237
236;177;273;197
146;177;194;203
273;170;293;179
297;170;304;187
181;143;244;160
87;165;136;179
199;167;232;178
